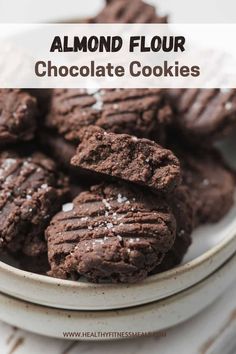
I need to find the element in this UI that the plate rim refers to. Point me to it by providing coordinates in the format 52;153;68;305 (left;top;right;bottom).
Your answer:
0;221;235;287
0;251;235;340
0;223;236;302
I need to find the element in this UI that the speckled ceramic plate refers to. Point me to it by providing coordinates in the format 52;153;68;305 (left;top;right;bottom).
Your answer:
0;252;235;340
0;138;235;310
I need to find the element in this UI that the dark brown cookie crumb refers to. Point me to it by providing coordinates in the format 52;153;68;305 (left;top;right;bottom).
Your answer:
71;126;181;194
0;89;38;145
0;152;69;256
46;182;176;283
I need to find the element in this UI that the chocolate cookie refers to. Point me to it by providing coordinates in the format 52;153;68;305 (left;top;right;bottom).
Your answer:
38;130;103;186
151;185;193;273
168;89;236;142
28;89;52;118
38;131;77;172
92;0;167;23
71;126;181;195
46;182;176;283
45;88;172;143
69;182;87;200
179;148;235;225
0;89;38;145
0;152;69;256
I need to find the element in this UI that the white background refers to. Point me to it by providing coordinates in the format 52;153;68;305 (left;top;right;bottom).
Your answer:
2;23;236;89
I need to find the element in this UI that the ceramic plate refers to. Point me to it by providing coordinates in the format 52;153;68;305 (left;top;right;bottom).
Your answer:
0;252;235;340
0;138;235;310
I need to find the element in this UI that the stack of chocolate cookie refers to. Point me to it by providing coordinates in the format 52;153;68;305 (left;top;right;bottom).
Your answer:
0;0;235;283
46;125;194;283
166;88;236;226
0;90;69;274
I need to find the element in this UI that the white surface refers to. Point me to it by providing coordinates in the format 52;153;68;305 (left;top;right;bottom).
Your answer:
0;253;235;340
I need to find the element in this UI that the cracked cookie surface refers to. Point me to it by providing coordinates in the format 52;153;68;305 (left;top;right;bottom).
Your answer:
71;126;181;194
